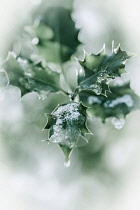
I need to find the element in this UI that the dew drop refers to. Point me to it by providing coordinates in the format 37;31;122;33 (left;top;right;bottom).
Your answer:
64;158;71;168
32;37;39;45
112;117;125;129
24;69;34;77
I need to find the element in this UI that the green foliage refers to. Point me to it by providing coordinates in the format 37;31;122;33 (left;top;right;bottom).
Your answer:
1;5;140;164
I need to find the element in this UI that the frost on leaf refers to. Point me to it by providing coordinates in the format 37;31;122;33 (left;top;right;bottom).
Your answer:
2;53;62;98
77;45;133;96
80;82;140;122
44;102;91;150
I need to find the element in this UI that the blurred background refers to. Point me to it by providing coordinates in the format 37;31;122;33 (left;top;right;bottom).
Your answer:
0;0;140;209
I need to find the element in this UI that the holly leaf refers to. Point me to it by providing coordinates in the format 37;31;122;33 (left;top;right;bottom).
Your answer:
17;7;80;64
2;53;62;98
37;7;80;63
77;45;133;96
79;82;140;122
44;102;91;150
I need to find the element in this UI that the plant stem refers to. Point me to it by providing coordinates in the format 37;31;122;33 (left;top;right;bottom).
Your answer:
71;86;80;101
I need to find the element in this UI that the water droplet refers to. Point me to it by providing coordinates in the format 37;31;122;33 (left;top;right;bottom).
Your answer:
32;37;39;45
112;117;125;129
24;69;34;77
64;158;70;168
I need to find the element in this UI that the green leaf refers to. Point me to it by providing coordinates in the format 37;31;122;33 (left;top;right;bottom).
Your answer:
61;60;79;92
79;82;140;122
18;7;80;64
2;53;62;98
44;102;91;149
77;45;133;96
39;7;80;62
0;69;9;86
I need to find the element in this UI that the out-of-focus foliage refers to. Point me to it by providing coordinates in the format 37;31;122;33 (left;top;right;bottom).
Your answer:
13;7;81;64
34;7;80;63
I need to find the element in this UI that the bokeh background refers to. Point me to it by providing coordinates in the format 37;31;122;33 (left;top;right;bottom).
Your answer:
0;0;140;209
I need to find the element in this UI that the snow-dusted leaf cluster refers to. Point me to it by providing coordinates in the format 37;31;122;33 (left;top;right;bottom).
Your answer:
0;5;139;164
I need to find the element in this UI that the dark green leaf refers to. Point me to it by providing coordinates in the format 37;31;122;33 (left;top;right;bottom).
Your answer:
18;7;80;64
79;82;140;122
39;7;80;63
77;45;133;96
3;53;62;98
44;102;91;149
